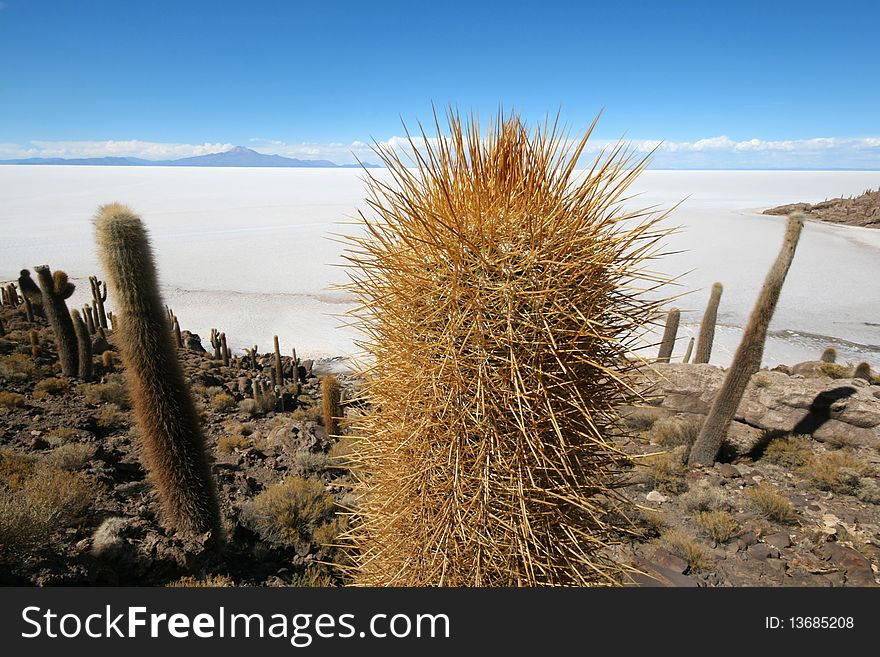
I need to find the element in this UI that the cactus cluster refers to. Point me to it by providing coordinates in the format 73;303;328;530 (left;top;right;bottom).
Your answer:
342;112;672;586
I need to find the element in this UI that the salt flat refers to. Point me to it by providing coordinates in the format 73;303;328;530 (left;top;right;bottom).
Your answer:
1;165;878;368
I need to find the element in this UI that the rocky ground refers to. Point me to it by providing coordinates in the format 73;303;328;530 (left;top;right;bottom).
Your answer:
764;187;880;228
1;302;879;587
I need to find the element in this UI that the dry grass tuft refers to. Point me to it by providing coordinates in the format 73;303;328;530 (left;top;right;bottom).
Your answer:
763;435;813;468
208;391;236;412
46;443;95;471
648;417;700;449
167;574;234;587
815;362;852;379
661;529;713;571
341;110;675;585
80;378;129;409
217;434;251;454
798;451;873;495
694;510;739;543
0;391;25;409
746;484;799;524
33;377;70;398
681;479;728;512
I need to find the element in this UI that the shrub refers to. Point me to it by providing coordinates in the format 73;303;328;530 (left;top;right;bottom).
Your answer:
241;476;338;551
680;479;728;512
291;405;322;423
751;373;773;389
80;379;129;409
208;392;236;412
46;443;95;471
33;376;70;399
95;403;127;429
0;391;25;409
815;362;851;379
639;447;688;494
46;427;81;446
167;574;234;587
763;435;813;468
217;434;251;454
237;399;259;417
694;510;739;543
746;484;798;524
798;451;873;494
648;417;700;449
0;451;94;561
294;451;330;476
621;407;663;432
0;353;37;380
661;530;713;571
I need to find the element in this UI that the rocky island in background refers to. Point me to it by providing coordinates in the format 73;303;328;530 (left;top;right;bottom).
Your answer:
764;187;880;228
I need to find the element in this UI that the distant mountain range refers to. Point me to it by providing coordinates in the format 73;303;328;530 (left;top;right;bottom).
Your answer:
0;146;380;168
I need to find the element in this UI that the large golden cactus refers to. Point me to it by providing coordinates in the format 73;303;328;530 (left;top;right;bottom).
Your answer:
342;111;673;586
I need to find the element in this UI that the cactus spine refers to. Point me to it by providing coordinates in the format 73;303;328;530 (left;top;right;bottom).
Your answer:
33;266;78;377
694;282;723;364
321;374;340;437
94;203;220;535
342;112;672;585
689;214;804;466
273;335;284;387
657;308;680;363
70;309;94;382
683;337;694;364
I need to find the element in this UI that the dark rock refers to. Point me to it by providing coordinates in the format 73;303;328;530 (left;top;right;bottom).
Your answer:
817;543;876;586
747;543;773;560
717;463;741;479
764;533;792;550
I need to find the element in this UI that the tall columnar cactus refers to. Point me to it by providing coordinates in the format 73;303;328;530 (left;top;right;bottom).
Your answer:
820;347;837;364
657;307;680;363
694;282;723;364
220;332;229;366
94;203;220;535
210;328;222;361
320;374;340;437
33;265;78;377
273;335;284;387
70;309;94;382
683;337;694;364
89;276;108;329
689;214;804;466
83;304;96;334
342;112;673;586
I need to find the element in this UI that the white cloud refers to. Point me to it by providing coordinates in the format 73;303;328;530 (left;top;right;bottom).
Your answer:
3;135;879;169
0;140;234;160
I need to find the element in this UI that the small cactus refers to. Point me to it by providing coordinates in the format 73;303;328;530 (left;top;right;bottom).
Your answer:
28;329;40;358
94;203;220;535
210;328;222;361
246;345;258;370
689;214;804;466
102;350;114;370
273;335;284;387
220;332;229;366
657;308;680;363
33;265;78;377
321;374;341;437
694;282;723;364
683;337;694;364
70;309;94;382
854;362;872;381
820;347;837;364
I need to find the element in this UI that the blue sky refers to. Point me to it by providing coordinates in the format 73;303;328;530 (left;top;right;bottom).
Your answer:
1;0;878;168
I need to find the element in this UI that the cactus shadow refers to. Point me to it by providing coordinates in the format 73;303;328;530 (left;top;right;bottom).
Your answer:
739;386;857;461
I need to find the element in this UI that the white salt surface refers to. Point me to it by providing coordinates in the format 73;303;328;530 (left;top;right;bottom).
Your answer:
1;166;878;369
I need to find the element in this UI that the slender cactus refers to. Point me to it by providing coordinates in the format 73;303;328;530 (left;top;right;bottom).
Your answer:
70;309;94;382
273;335;284;387
33;265;78;377
694;282;723;364
210;328;222;360
682;337;694;364
172;317;182;349
28;329;40;358
83;304;96;334
220;332;229;366
321;374;341;437
94;203;220;535
246;345;258;370
89;276;108;329
689;214;804;466
657;308;680;363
